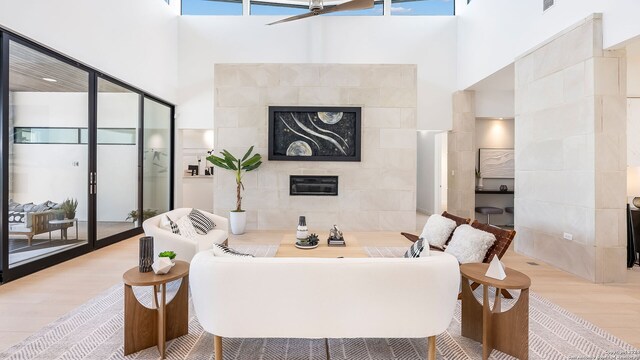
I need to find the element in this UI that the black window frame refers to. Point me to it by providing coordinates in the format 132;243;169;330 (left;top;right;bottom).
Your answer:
0;26;175;283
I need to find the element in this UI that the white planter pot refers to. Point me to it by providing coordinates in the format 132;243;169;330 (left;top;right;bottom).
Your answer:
229;211;247;235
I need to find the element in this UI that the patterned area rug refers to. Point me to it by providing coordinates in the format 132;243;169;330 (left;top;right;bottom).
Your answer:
1;245;637;359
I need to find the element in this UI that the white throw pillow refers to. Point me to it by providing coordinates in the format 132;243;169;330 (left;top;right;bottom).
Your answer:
445;224;496;264
175;215;199;239
419;214;457;249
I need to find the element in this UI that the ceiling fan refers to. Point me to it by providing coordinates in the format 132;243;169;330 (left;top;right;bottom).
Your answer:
267;0;374;25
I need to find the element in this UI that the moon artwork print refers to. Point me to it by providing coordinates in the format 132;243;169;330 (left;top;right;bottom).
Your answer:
268;106;361;162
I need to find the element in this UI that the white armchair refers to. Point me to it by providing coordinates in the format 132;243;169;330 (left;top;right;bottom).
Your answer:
142;208;229;262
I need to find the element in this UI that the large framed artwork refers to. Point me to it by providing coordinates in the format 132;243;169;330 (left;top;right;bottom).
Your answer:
479;148;514;179
268;106;361;161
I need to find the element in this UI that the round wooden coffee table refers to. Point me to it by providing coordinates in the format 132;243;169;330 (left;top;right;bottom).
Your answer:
123;260;190;359
460;263;531;360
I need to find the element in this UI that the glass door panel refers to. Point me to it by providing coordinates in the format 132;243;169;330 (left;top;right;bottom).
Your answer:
143;98;171;219
7;40;89;268
96;78;140;239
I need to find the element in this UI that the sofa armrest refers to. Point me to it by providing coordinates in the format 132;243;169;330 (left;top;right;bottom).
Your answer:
206;212;229;237
145;227;199;262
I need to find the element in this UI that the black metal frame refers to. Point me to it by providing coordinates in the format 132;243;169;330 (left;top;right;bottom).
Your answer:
268;106;361;162
0;28;176;282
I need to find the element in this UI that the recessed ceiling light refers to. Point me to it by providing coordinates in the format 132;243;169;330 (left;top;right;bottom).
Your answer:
42;77;57;82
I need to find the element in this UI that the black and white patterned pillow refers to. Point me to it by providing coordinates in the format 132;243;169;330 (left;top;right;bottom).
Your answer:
166;215;181;235
404;238;425;258
8;211;25;224
189;208;215;235
212;243;253;257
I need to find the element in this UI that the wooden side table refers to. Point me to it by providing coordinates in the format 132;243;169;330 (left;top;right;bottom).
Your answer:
122;260;190;359
460;263;531;360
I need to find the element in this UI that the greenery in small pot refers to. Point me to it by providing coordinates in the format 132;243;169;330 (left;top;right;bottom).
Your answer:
126;209;159;223
158;251;177;260
60;198;78;219
207;146;262;212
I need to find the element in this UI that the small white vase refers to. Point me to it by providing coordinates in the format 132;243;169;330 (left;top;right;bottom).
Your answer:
229;211;246;235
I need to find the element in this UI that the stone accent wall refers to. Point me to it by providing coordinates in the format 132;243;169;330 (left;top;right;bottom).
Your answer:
213;64;417;231
515;14;627;283
447;91;476;220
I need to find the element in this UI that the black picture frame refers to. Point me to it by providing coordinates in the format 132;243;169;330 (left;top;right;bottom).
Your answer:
268;106;361;162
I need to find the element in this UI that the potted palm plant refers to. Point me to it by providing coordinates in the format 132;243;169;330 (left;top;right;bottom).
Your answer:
207;146;262;234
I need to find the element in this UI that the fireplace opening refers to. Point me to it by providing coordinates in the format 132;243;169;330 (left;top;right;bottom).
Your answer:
290;175;338;196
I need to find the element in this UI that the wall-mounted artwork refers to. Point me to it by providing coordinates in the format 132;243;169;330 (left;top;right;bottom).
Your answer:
479;148;514;178
268;106;361;161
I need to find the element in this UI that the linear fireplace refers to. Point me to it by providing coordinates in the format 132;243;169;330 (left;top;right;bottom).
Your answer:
290;176;338;196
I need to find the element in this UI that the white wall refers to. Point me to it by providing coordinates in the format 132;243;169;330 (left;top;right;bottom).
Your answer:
456;0;640;90
178;16;457;132
0;0;178;103
417;131;435;214
475;90;514;118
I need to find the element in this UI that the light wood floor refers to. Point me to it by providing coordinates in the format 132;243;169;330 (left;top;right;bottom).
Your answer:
0;222;639;352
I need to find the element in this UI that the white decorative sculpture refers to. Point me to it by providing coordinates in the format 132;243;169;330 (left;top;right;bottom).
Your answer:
152;257;175;275
485;256;507;280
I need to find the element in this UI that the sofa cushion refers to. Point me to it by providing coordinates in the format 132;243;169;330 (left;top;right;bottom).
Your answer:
22;203;35;212
9;199;20;211
189;208;215;235
175;215;199;239
419;214;457;249
404;238;429;258
445;224;496;264
212;243;254;257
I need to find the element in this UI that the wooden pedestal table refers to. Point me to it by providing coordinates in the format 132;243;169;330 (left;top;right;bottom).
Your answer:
122;261;190;359
460;263;531;360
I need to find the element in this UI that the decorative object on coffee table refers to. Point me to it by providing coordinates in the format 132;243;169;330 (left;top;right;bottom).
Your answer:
296;216;308;240
159;251;177;263
328;224;345;246
295;232;320;249
139;236;154;273
460;263;531;360
123;260;190;359
152;257;175;275
207;146;262;235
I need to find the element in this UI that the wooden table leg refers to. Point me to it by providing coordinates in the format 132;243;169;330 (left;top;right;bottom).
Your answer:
214;335;223;360
427;336;436;360
124;284;157;356
158;283;166;359
482;284;492;360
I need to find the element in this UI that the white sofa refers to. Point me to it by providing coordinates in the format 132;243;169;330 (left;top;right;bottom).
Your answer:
142;208;229;262
190;251;460;360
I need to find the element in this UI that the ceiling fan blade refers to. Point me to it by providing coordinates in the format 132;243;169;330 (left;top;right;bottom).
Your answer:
267;0;374;24
267;11;318;25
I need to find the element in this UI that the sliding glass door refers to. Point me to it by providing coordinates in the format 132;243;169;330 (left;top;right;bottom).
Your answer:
143;98;173;217
7;40;90;268
0;30;175;282
96;77;141;241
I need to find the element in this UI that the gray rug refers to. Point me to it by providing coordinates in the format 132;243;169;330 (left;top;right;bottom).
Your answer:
1;245;638;360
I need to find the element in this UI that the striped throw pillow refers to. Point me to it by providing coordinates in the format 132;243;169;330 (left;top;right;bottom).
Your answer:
212;243;253;257
189;209;215;235
404;238;425;258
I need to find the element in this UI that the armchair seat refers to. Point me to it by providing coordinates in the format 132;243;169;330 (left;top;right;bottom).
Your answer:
143;208;229;262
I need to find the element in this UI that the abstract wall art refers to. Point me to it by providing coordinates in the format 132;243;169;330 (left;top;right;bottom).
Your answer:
268;106;361;161
479;148;515;178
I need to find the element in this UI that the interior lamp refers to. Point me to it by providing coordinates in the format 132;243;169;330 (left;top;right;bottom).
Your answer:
627;167;640;208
